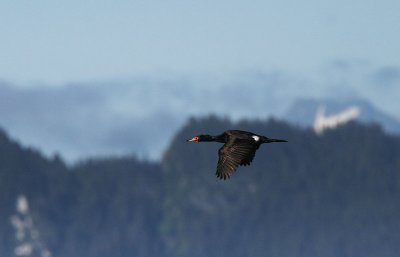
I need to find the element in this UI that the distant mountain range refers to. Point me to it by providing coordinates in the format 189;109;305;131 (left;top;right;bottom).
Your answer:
285;98;400;134
1;71;399;162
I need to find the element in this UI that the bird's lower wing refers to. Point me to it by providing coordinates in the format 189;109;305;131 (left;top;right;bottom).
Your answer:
216;141;257;180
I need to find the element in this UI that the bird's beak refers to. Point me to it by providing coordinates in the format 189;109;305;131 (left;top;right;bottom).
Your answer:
266;138;288;143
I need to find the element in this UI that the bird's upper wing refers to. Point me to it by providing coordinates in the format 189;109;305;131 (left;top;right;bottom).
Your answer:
216;139;257;180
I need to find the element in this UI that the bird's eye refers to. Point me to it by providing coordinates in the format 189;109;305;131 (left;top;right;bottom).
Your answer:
194;136;199;142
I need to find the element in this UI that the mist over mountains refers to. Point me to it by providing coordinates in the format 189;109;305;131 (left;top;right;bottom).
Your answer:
1;65;399;162
286;98;400;134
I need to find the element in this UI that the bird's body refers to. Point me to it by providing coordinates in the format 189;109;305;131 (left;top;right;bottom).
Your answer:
187;130;287;180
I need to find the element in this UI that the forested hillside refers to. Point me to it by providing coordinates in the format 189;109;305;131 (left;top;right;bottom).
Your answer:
0;127;163;257
162;116;400;257
1;116;400;257
0;128;71;257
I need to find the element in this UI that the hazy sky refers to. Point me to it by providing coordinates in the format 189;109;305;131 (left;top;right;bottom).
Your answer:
1;0;400;85
1;0;400;162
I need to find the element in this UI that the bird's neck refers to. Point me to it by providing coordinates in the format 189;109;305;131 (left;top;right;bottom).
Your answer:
201;134;225;143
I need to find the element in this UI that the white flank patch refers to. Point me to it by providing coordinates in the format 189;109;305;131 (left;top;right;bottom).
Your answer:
252;135;260;142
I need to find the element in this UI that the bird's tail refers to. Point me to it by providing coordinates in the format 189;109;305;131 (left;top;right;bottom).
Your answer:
263;137;288;143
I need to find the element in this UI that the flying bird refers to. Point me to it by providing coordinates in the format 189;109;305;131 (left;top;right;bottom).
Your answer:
187;130;287;180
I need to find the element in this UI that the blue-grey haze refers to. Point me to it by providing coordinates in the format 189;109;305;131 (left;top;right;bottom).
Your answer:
1;0;400;161
0;65;399;162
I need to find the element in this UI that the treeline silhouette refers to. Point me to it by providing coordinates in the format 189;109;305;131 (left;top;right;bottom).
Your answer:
1;116;399;257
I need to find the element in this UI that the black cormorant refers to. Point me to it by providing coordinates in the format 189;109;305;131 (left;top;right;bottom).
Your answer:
187;130;287;180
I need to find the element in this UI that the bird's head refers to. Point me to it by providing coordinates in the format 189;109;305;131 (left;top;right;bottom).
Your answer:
187;135;213;142
187;135;200;142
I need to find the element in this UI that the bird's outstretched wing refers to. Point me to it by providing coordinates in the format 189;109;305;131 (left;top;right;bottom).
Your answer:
216;139;257;180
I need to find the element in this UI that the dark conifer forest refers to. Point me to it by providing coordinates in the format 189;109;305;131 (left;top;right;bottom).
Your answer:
1;116;400;257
